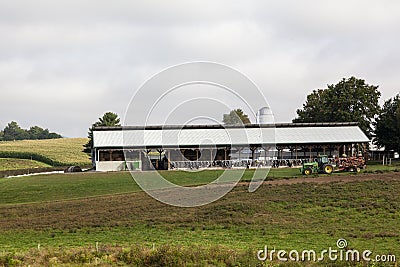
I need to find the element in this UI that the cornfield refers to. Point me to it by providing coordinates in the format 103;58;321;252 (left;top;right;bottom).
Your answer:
0;138;91;166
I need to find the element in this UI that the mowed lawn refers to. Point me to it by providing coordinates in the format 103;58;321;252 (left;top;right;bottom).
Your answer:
0;169;399;266
0;169;304;205
2;164;397;206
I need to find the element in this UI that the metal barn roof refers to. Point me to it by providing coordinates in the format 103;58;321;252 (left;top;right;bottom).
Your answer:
93;123;369;148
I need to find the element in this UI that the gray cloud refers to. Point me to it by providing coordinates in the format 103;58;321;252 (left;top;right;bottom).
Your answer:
0;0;399;137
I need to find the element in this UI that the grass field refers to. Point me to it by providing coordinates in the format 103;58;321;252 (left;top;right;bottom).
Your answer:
0;158;51;171
1;169;400;266
0;138;91;166
0;168;338;205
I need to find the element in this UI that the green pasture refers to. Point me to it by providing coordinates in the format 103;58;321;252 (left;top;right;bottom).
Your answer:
0;168;399;266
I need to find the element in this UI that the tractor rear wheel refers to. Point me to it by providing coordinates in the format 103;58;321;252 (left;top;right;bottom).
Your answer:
323;164;333;174
303;167;313;175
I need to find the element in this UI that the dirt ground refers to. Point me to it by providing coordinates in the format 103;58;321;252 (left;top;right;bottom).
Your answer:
261;172;400;185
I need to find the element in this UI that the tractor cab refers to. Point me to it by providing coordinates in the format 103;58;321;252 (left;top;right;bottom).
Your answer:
315;155;329;167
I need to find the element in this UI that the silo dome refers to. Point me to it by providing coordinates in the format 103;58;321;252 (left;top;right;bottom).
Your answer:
256;107;274;124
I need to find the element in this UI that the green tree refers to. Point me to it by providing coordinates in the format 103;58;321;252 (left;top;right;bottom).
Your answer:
3;121;29;141
84;112;121;154
374;94;400;152
293;77;381;138
38;128;51;139
26;126;62;139
47;132;62;139
223;109;251;125
28;126;42;139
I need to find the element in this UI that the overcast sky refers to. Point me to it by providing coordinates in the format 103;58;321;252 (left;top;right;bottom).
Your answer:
1;1;399;137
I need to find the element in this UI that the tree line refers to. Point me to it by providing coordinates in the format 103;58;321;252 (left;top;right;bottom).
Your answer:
223;77;399;152
0;121;62;141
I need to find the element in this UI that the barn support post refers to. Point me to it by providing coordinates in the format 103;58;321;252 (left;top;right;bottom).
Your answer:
264;147;267;165
275;146;280;160
139;149;142;170
309;146;312;161
316;145;321;156
157;149;164;162
250;146;258;166
336;145;341;157
181;149;185;161
167;150;171;169
156;148;164;170
224;147;228;161
362;143;368;160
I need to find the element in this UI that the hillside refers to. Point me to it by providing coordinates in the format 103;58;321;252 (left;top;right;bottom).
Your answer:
0;138;91;166
0;158;51;171
0;171;399;266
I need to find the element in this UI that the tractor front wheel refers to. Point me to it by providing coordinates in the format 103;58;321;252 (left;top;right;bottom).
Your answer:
323;164;334;174
303;167;313;175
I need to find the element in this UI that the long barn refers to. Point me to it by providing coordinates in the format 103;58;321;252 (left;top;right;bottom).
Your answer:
92;122;369;171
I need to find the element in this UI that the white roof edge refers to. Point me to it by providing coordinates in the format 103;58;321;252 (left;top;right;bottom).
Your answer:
93;125;369;148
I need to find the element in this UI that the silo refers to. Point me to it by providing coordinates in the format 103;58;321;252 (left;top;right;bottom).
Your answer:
256;106;274;124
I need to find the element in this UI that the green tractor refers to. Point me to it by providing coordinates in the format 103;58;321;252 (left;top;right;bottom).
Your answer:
300;155;334;175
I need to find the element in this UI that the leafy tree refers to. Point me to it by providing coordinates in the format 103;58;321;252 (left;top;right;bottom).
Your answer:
38;128;51;139
26;126;62;139
293;77;381;138
374;94;400;151
27;126;44;139
3;121;29;141
84;112;121;154
47;132;62;139
0;129;3;141
223;109;251;125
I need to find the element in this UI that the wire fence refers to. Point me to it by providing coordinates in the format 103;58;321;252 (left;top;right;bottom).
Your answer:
168;158;338;170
